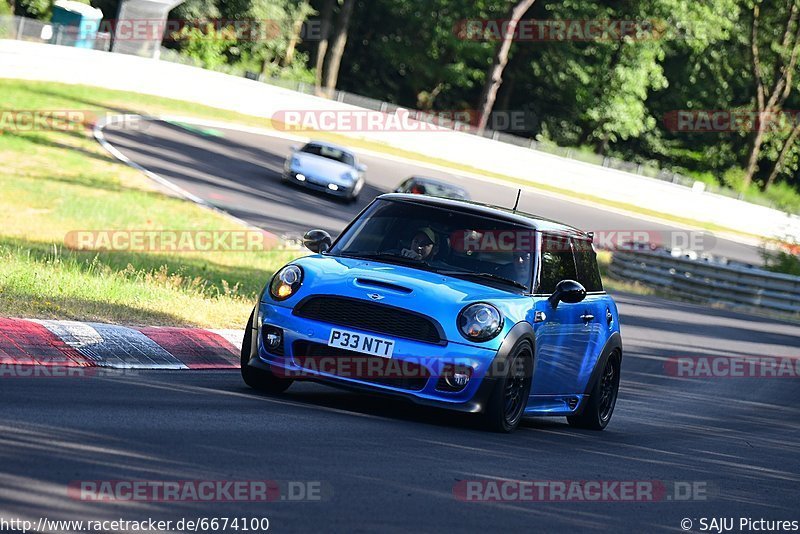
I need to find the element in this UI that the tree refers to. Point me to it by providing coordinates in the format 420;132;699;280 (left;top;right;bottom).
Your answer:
15;0;49;19
333;0;497;110
314;0;335;90
743;0;800;188
174;24;236;69
323;0;356;92
170;0;220;22
283;0;314;66
765;119;800;189
475;0;536;133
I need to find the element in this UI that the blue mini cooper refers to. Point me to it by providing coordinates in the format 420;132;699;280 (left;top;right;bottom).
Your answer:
242;194;622;433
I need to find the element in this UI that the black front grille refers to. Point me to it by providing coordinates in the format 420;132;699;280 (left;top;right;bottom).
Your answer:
293;341;430;391
293;296;443;344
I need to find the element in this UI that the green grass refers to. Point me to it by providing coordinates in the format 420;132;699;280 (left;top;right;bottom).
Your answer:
0;80;301;328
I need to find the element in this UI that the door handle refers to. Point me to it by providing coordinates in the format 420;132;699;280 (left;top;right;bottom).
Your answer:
580;313;594;323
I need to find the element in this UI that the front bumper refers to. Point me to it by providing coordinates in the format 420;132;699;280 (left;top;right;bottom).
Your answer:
254;302;500;412
283;170;359;198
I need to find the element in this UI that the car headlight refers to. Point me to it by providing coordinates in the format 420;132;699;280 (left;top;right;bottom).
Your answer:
458;303;503;342
269;265;303;301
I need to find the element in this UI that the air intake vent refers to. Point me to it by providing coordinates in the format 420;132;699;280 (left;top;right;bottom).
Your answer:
355;278;413;294
293;341;430;391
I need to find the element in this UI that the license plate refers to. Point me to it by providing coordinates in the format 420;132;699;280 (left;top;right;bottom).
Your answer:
327;328;395;359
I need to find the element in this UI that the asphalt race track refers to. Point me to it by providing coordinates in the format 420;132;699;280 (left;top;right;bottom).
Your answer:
1;293;798;532
101;119;762;264
1;119;796;533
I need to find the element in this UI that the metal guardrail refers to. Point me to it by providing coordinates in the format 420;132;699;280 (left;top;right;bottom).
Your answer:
610;247;800;315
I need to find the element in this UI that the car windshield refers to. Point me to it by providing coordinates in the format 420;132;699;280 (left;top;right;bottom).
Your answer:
300;144;355;167
329;199;534;291
409;180;469;200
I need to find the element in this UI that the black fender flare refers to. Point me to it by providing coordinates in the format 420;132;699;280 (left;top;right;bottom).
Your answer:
469;321;536;412
244;306;260;366
492;321;536;378
573;331;623;414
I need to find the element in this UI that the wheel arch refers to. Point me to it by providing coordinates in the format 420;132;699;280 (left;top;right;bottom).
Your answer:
468;321;536;414
573;331;623;414
494;321;536;376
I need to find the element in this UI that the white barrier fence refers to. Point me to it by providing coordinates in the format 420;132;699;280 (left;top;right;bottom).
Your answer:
610;248;800;315
0;37;798;242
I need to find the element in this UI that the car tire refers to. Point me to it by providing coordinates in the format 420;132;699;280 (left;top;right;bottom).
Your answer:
567;351;620;431
482;341;533;433
241;309;294;394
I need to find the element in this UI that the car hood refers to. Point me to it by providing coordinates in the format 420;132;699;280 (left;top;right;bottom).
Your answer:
290;153;356;184
269;254;534;348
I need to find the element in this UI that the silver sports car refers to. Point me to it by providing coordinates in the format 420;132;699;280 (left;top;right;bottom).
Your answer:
283;141;367;202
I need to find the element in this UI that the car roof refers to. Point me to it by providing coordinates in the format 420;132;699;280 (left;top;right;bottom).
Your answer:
377;193;590;236
304;140;355;155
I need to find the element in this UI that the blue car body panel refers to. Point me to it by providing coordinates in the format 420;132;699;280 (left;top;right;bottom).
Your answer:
256;252;621;416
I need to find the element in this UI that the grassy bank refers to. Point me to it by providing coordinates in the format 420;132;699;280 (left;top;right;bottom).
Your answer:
0;80;300;328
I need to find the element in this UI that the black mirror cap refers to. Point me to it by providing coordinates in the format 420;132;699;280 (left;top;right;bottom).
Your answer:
548;280;587;308
303;229;332;253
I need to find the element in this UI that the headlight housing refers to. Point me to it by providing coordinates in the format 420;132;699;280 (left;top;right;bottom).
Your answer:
269;265;303;301
458;303;503;342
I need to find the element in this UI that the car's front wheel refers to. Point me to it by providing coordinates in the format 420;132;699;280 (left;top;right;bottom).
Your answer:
482;341;533;433
567;351;620;430
241;310;294;394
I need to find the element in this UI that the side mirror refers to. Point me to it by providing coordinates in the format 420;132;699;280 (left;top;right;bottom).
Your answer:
303;229;332;253
357;163;368;172
548;280;586;308
290;145;300;152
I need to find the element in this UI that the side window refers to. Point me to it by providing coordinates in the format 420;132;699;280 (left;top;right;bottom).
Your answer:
572;238;604;292
538;234;577;294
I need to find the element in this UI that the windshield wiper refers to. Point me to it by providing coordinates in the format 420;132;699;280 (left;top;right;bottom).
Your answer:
439;271;529;291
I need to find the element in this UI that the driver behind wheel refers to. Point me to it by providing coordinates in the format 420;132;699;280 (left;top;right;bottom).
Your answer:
401;227;438;261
